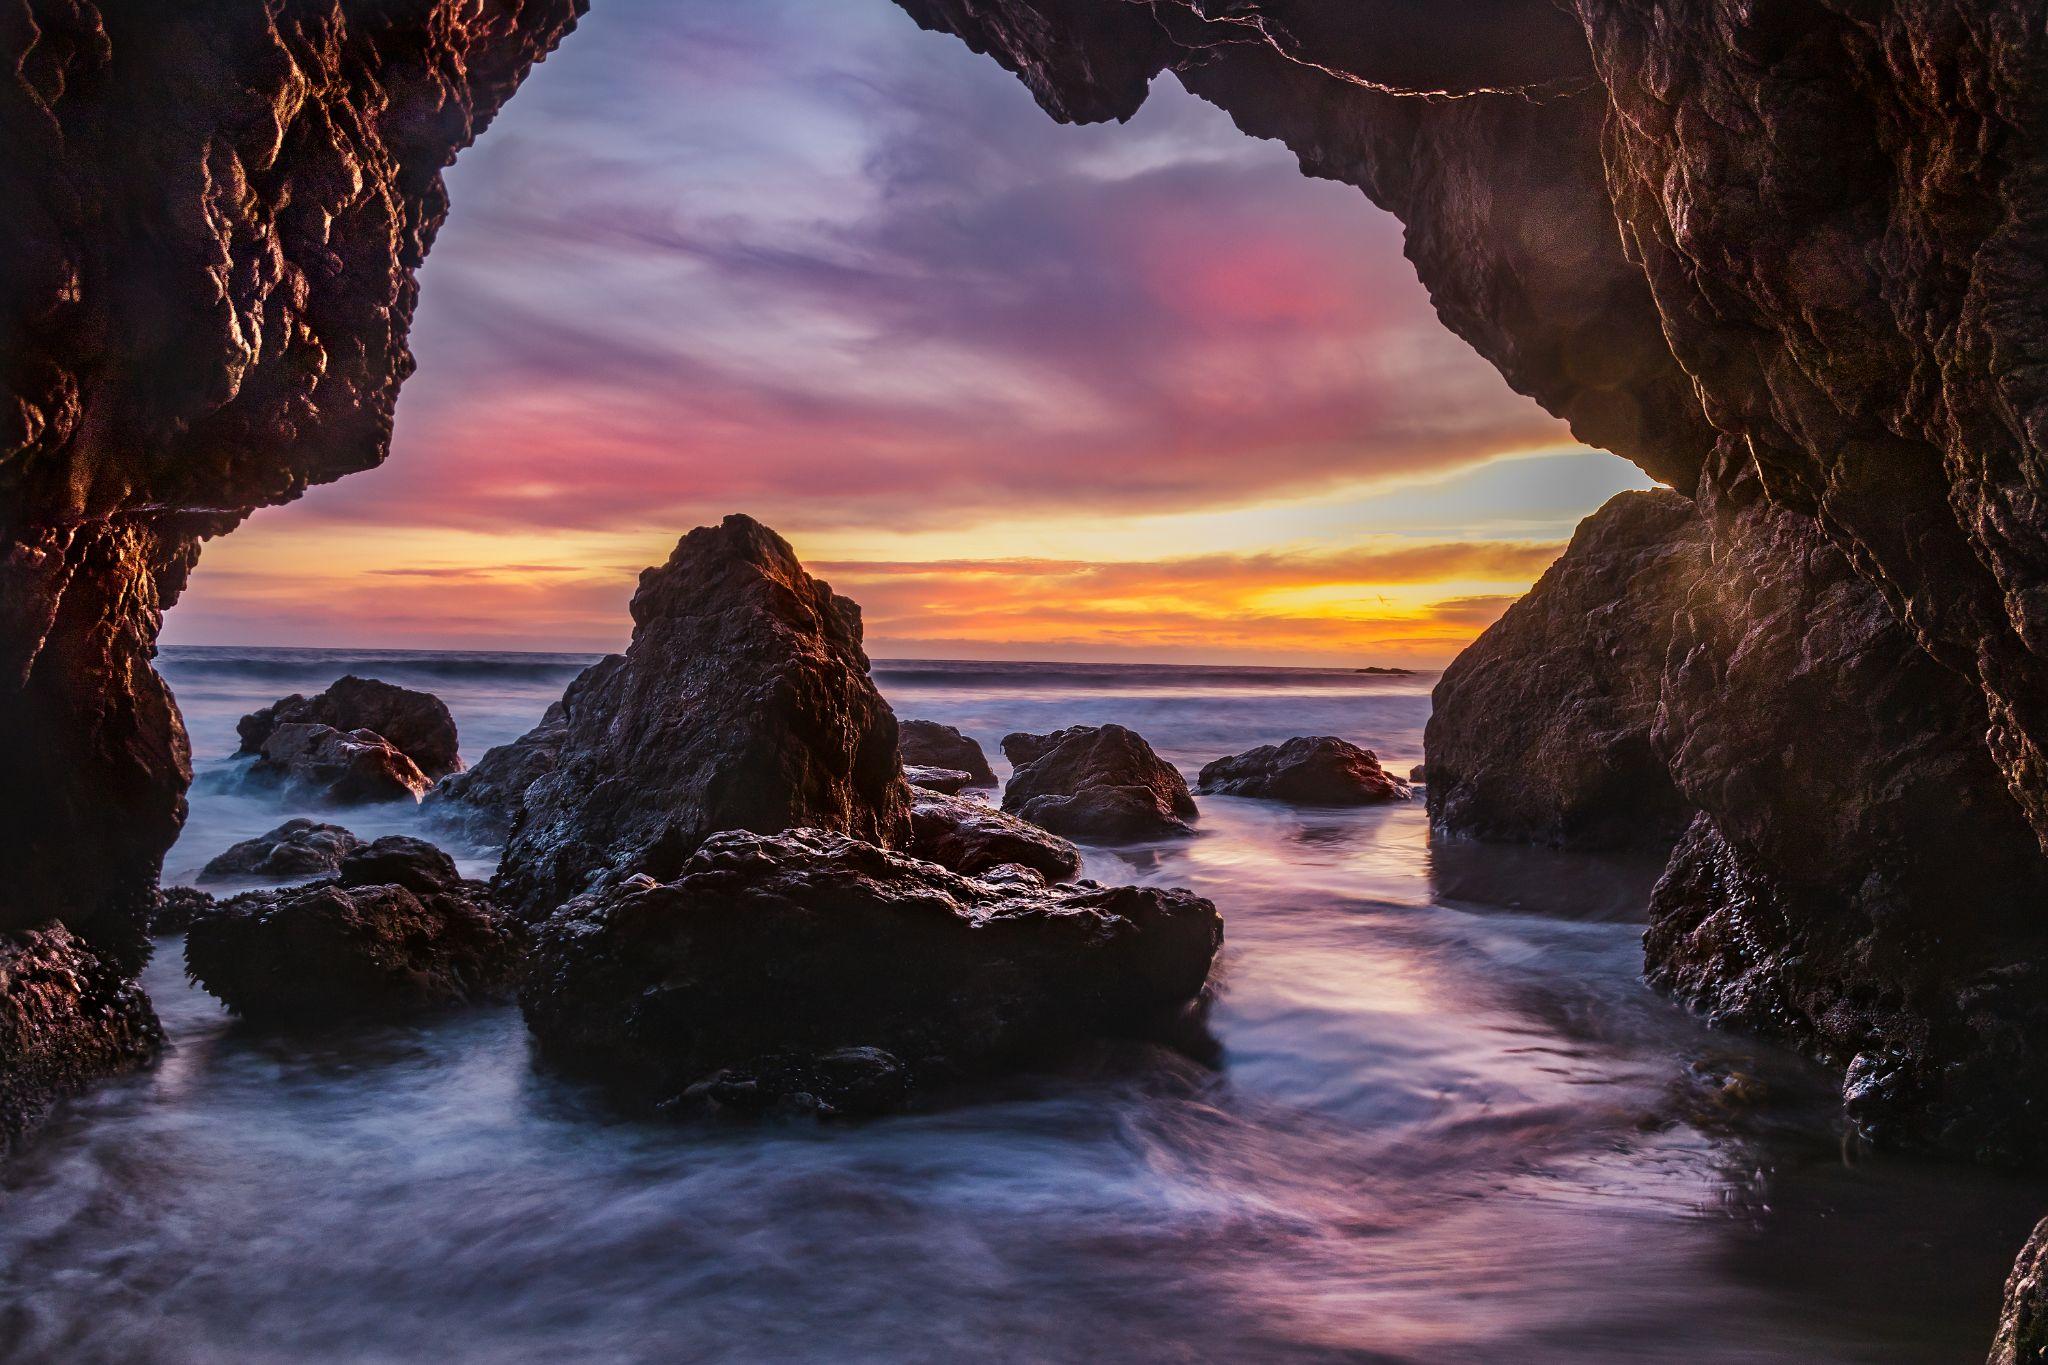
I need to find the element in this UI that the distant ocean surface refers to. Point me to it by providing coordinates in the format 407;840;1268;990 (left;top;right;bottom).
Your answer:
3;646;2041;1363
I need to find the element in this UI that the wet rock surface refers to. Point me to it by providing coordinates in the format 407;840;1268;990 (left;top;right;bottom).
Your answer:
905;766;975;795
198;819;363;884
1198;736;1411;806
1001;725;1197;843
495;518;911;922
0;926;161;1146
149;887;217;936
898;720;997;787
184;838;518;1025
1425;490;1704;852
238;677;462;780
519;829;1221;1115
907;791;1083;882
250;724;433;806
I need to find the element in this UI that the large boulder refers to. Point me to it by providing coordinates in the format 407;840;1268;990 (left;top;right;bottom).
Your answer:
1000;725;1197;843
250;724;432;805
908;791;1083;882
185;837;518;1025
898;720;997;787
494;517;912;922
0;926;162;1146
1197;736;1411;805
198;818;362;884
520;829;1221;1115
238;676;462;780
422;658;623;842
1424;489;1705;852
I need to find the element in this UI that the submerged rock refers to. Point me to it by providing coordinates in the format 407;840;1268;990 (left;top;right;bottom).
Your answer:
1993;1217;2048;1365
520;829;1220;1114
904;765;975;795
898;720;997;787
198;818;363;884
185;837;518;1025
908;791;1083;882
238;676;462;780
1424;489;1704;852
495;517;911;922
1000;725;1197;843
0;926;162;1146
250;724;432;805
150;887;218;935
1197;736;1411;806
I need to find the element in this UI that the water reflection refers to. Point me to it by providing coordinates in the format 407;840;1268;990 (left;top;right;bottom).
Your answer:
2;655;2041;1362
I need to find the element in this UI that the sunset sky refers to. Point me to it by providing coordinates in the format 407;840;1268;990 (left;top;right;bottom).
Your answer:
162;0;1651;666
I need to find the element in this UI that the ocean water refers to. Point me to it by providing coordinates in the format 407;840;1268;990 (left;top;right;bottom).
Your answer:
1;648;2041;1363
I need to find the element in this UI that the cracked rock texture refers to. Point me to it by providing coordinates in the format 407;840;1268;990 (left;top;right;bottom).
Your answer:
493;517;912;922
0;924;161;1146
1;0;586;974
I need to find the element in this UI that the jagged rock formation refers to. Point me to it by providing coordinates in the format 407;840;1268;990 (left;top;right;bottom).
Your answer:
519;828;1220;1115
1425;490;1704;852
494;517;912;922
0;926;161;1145
198;818;362;884
249;722;433;804
1994;1217;2048;1365
907;790;1084;882
1002;725;1198;842
238;676;462;780
185;837;518;1024
423;658;620;842
1198;736;1412;806
898;720;997;787
0;0;587;978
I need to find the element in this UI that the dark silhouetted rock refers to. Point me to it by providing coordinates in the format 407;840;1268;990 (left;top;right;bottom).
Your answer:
908;791;1083;882
238;676;462;780
251;724;432;805
1994;1217;2048;1365
520;829;1220;1114
0;926;161;1146
185;838;517;1025
1198;737;1411;806
1000;725;1197;843
1425;490;1705;852
905;765;974;795
1642;480;2048;1165
198;819;363;884
494;517;912;922
1408;765;1426;784
898;720;997;787
150;887;218;935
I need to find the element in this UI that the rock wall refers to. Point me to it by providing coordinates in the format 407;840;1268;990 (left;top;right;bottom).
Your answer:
888;3;2048;858
0;0;586;967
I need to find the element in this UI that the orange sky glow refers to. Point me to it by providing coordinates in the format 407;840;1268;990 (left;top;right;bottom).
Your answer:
161;0;1652;667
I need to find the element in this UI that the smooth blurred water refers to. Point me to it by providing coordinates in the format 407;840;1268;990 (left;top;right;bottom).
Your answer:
1;650;2040;1363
